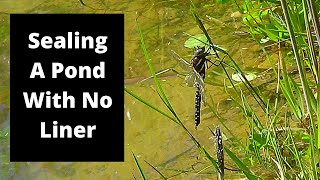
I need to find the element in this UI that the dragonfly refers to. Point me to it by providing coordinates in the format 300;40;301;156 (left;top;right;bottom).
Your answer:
209;126;224;180
171;46;214;128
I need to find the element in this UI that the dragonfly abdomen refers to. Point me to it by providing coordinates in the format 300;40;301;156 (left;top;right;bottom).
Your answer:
194;83;201;128
215;126;224;180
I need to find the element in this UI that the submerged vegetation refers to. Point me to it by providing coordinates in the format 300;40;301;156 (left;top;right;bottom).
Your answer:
126;0;320;179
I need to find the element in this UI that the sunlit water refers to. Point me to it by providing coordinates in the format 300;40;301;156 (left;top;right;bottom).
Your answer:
0;0;271;179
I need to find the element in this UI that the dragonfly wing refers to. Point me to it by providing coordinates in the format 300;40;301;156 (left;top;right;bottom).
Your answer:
171;50;193;71
185;72;196;87
193;69;205;88
200;86;207;105
171;50;207;104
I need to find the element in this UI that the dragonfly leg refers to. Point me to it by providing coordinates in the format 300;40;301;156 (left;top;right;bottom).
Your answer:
206;55;227;69
140;68;183;83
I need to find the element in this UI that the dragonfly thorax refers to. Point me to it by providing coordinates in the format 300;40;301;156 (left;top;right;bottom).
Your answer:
192;57;205;79
192;46;207;79
193;46;206;56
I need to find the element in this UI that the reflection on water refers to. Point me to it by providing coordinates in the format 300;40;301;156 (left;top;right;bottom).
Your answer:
0;0;263;179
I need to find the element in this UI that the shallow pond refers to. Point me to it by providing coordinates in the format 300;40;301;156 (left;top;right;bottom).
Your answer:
0;0;270;179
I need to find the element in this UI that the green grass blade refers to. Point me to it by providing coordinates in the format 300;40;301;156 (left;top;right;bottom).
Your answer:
232;0;242;12
279;81;303;119
132;152;147;180
144;160;167;180
303;0;318;82
136;20;175;115
79;0;85;6
191;9;213;45
78;0;103;10
125;87;178;124
287;123;307;178
224;146;259;180
306;0;320;49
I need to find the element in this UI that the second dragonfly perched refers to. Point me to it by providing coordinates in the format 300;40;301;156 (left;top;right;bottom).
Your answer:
171;46;211;128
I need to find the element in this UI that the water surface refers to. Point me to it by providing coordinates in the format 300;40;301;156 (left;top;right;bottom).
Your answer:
0;0;266;179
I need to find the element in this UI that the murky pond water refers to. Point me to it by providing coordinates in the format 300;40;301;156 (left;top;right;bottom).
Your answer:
0;0;271;179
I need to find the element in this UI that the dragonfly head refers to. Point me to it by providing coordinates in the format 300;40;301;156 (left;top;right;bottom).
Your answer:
193;46;206;56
